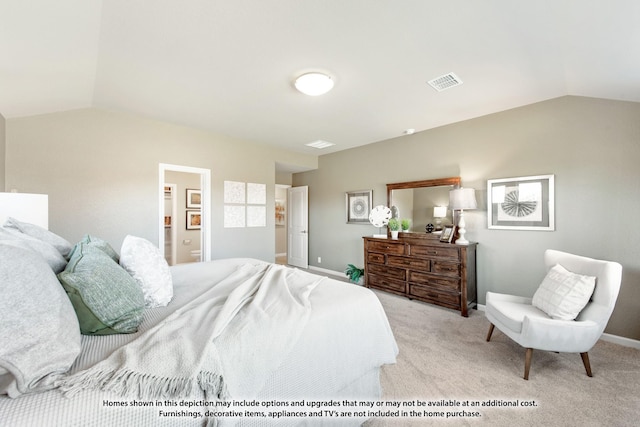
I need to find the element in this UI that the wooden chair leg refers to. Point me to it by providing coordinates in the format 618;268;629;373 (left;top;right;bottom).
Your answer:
581;352;593;377
486;323;495;342
524;348;533;380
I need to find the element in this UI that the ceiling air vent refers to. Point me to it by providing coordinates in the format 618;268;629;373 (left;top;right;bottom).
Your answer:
305;140;335;149
428;73;463;92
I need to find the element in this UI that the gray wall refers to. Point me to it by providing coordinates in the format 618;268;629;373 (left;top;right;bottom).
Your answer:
293;96;640;341
5;108;317;262
0;113;5;191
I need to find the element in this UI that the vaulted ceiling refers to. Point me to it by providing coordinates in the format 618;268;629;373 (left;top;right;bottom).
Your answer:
2;1;639;155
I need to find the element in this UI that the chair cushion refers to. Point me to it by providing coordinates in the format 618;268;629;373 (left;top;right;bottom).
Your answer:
487;297;549;334
532;263;596;320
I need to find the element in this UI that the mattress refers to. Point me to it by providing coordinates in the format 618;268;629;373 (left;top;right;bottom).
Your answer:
0;258;398;426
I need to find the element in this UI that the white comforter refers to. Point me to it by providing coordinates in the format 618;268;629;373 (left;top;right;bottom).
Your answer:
0;258;398;426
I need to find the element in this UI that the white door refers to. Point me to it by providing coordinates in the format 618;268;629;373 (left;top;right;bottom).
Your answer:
287;186;308;268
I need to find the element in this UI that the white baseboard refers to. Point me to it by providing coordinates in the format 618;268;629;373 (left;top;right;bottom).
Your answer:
308;265;346;279
475;304;640;349
601;333;640;349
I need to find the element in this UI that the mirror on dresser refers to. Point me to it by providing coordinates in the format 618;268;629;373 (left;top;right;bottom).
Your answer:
386;177;460;234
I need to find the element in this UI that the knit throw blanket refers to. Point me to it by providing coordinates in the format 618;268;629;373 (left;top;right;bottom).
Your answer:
58;263;323;400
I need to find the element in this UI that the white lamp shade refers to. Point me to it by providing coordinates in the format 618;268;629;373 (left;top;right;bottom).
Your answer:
449;188;477;210
295;72;334;96
433;206;447;218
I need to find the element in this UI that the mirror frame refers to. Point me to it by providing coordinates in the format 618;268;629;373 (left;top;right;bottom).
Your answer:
386;176;461;208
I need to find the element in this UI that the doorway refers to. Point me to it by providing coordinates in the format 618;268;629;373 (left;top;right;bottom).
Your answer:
158;163;211;264
275;184;290;265
287;185;308;268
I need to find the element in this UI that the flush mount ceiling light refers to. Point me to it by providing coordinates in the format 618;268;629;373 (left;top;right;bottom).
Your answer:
295;72;334;96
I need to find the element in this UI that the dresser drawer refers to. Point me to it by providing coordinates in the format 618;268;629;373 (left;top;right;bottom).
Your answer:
432;261;460;276
409;244;459;260
409;284;460;307
408;271;460;290
367;252;386;264
368;263;406;280
368;274;407;293
367;241;406;255
388;255;430;270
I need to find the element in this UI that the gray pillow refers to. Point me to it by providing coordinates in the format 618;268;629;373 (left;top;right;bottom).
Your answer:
3;217;73;259
58;243;145;335
0;227;67;273
0;243;81;397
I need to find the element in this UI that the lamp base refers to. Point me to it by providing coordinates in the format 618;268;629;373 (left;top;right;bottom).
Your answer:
455;210;470;245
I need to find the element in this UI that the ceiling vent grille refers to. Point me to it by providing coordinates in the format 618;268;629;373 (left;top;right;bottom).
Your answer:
428;73;463;92
305;140;335;149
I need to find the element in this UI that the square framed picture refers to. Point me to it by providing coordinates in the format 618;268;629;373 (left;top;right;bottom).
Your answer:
487;174;555;231
439;224;455;243
346;190;373;224
186;210;201;230
186;189;202;209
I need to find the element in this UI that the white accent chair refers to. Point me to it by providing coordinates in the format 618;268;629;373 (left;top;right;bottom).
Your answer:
485;249;622;380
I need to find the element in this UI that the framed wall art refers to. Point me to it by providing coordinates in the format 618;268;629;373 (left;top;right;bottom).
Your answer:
275;199;285;226
346;190;373;224
186;189;201;209
487;174;555;231
186;210;202;230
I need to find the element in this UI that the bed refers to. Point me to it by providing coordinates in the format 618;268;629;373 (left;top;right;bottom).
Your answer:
0;197;398;427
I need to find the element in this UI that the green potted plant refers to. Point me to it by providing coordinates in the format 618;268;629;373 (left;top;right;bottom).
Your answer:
388;217;400;239
345;264;364;285
401;218;411;232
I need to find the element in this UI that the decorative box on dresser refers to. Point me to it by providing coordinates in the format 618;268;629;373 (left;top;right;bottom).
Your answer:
363;233;477;317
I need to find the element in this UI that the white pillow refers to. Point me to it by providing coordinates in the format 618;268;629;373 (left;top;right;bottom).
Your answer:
119;235;173;308
532;264;596;320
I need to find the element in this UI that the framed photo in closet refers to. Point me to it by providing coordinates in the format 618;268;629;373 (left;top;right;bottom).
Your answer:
186;189;201;209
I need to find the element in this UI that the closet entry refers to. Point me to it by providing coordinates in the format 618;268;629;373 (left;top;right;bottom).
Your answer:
158;164;211;265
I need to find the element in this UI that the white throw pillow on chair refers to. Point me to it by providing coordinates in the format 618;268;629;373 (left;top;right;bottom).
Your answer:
532;263;596;320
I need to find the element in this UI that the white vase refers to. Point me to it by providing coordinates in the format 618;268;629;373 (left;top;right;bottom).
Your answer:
391;230;399;240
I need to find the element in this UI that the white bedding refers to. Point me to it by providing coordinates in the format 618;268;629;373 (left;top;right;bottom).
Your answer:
0;258;398;426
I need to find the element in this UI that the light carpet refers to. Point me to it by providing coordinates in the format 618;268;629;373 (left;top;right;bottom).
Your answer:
364;290;640;427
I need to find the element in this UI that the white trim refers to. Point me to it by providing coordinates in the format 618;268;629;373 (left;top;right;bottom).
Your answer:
163;183;178;265
307;265;345;279
601;333;640;349
476;304;640;349
159;163;211;262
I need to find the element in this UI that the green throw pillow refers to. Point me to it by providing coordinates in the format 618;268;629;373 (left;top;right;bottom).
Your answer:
80;234;120;262
58;243;144;335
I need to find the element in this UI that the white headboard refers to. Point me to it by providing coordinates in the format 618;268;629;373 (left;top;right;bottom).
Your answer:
0;193;49;229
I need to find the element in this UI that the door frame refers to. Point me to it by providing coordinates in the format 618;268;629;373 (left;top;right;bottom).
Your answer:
158;163;211;262
164;182;178;265
287;185;308;268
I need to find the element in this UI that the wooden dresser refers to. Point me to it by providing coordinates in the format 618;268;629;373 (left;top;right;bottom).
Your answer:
363;234;477;316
